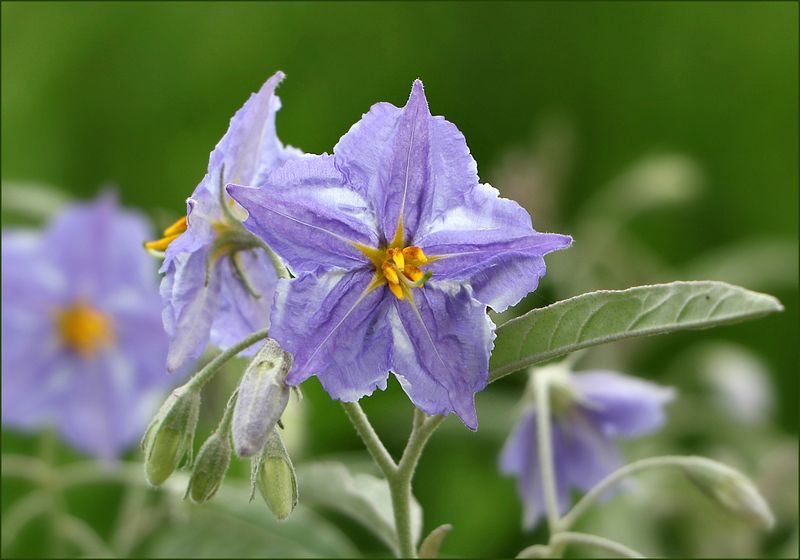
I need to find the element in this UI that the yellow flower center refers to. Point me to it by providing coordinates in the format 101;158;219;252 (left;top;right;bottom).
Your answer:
354;224;433;301
56;302;114;358
144;215;188;252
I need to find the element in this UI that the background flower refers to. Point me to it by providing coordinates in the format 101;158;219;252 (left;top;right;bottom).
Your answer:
500;369;675;529
2;193;176;460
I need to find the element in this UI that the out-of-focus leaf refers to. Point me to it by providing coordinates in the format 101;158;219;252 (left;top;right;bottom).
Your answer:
297;461;422;554
418;523;452;558
1;182;71;221
601;153;703;217
148;472;358;558
683;238;799;291
489;281;783;382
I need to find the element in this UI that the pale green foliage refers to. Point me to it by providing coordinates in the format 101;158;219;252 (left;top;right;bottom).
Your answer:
489;281;783;382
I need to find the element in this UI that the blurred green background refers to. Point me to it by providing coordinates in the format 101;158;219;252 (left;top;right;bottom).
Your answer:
2;1;797;558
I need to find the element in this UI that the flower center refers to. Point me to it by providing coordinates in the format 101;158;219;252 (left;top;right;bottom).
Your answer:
144;215;188;252
381;246;432;300
355;241;432;301
56;302;114;358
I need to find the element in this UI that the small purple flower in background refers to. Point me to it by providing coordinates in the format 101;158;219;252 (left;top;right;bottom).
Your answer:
500;369;675;528
2;194;176;460
229;80;571;429
147;71;301;373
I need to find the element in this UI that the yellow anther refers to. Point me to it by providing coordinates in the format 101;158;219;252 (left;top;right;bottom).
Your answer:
354;238;433;302
382;261;400;285
388;282;405;300
388;248;405;271
56;303;114;358
144;233;182;251
145;215;189;252
163;215;188;237
404;264;424;283
402;246;428;264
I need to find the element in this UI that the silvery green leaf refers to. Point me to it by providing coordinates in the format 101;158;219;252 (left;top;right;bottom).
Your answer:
298;462;422;554
489;281;783;383
148;475;358;558
418;523;452;558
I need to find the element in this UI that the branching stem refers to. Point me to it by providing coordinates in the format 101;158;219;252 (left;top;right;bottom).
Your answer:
341;403;445;558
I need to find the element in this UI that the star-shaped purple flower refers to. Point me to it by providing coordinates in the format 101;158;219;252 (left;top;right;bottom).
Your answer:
229;81;571;429
151;72;301;372
500;370;675;528
2;194;178;460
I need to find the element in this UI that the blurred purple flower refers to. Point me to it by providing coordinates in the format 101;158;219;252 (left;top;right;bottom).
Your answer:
150;71;301;373
2;194;176;460
500;370;675;528
229;80;571;429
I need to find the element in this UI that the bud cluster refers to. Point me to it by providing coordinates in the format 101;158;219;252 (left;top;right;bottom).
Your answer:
143;337;298;521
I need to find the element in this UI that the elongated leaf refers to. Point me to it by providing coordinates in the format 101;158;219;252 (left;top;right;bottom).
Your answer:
489;281;783;383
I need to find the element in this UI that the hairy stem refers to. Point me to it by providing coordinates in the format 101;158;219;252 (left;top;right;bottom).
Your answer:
341;403;445;558
551;532;646;558
559;455;732;530
534;372;560;533
392;410;446;558
184;328;270;391
341;402;398;477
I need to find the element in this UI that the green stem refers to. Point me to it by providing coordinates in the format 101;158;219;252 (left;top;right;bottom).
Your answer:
393;411;445;558
184;328;270;391
559;455;730;531
398;410;445;478
550;532;646;558
341;403;445;558
39;430;66;557
341;402;397;477
0;491;51;553
533;372;560;533
110;485;148;555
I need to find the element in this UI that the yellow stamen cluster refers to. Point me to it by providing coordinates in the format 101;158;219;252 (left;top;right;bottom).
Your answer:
56;303;114;358
379;246;429;300
144;216;188;252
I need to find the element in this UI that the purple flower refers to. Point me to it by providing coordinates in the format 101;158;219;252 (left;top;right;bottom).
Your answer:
1;194;177;460
500;370;675;528
150;72;301;372
229;81;571;429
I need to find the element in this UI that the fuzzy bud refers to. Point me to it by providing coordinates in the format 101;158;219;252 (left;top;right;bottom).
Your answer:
232;339;292;457
251;429;298;521
186;429;232;504
683;458;775;530
142;386;201;486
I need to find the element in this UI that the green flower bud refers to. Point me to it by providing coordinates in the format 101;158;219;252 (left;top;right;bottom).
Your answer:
683;457;775;530
142;386;201;486
232;339;293;457
186;430;232;504
251;429;298;521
